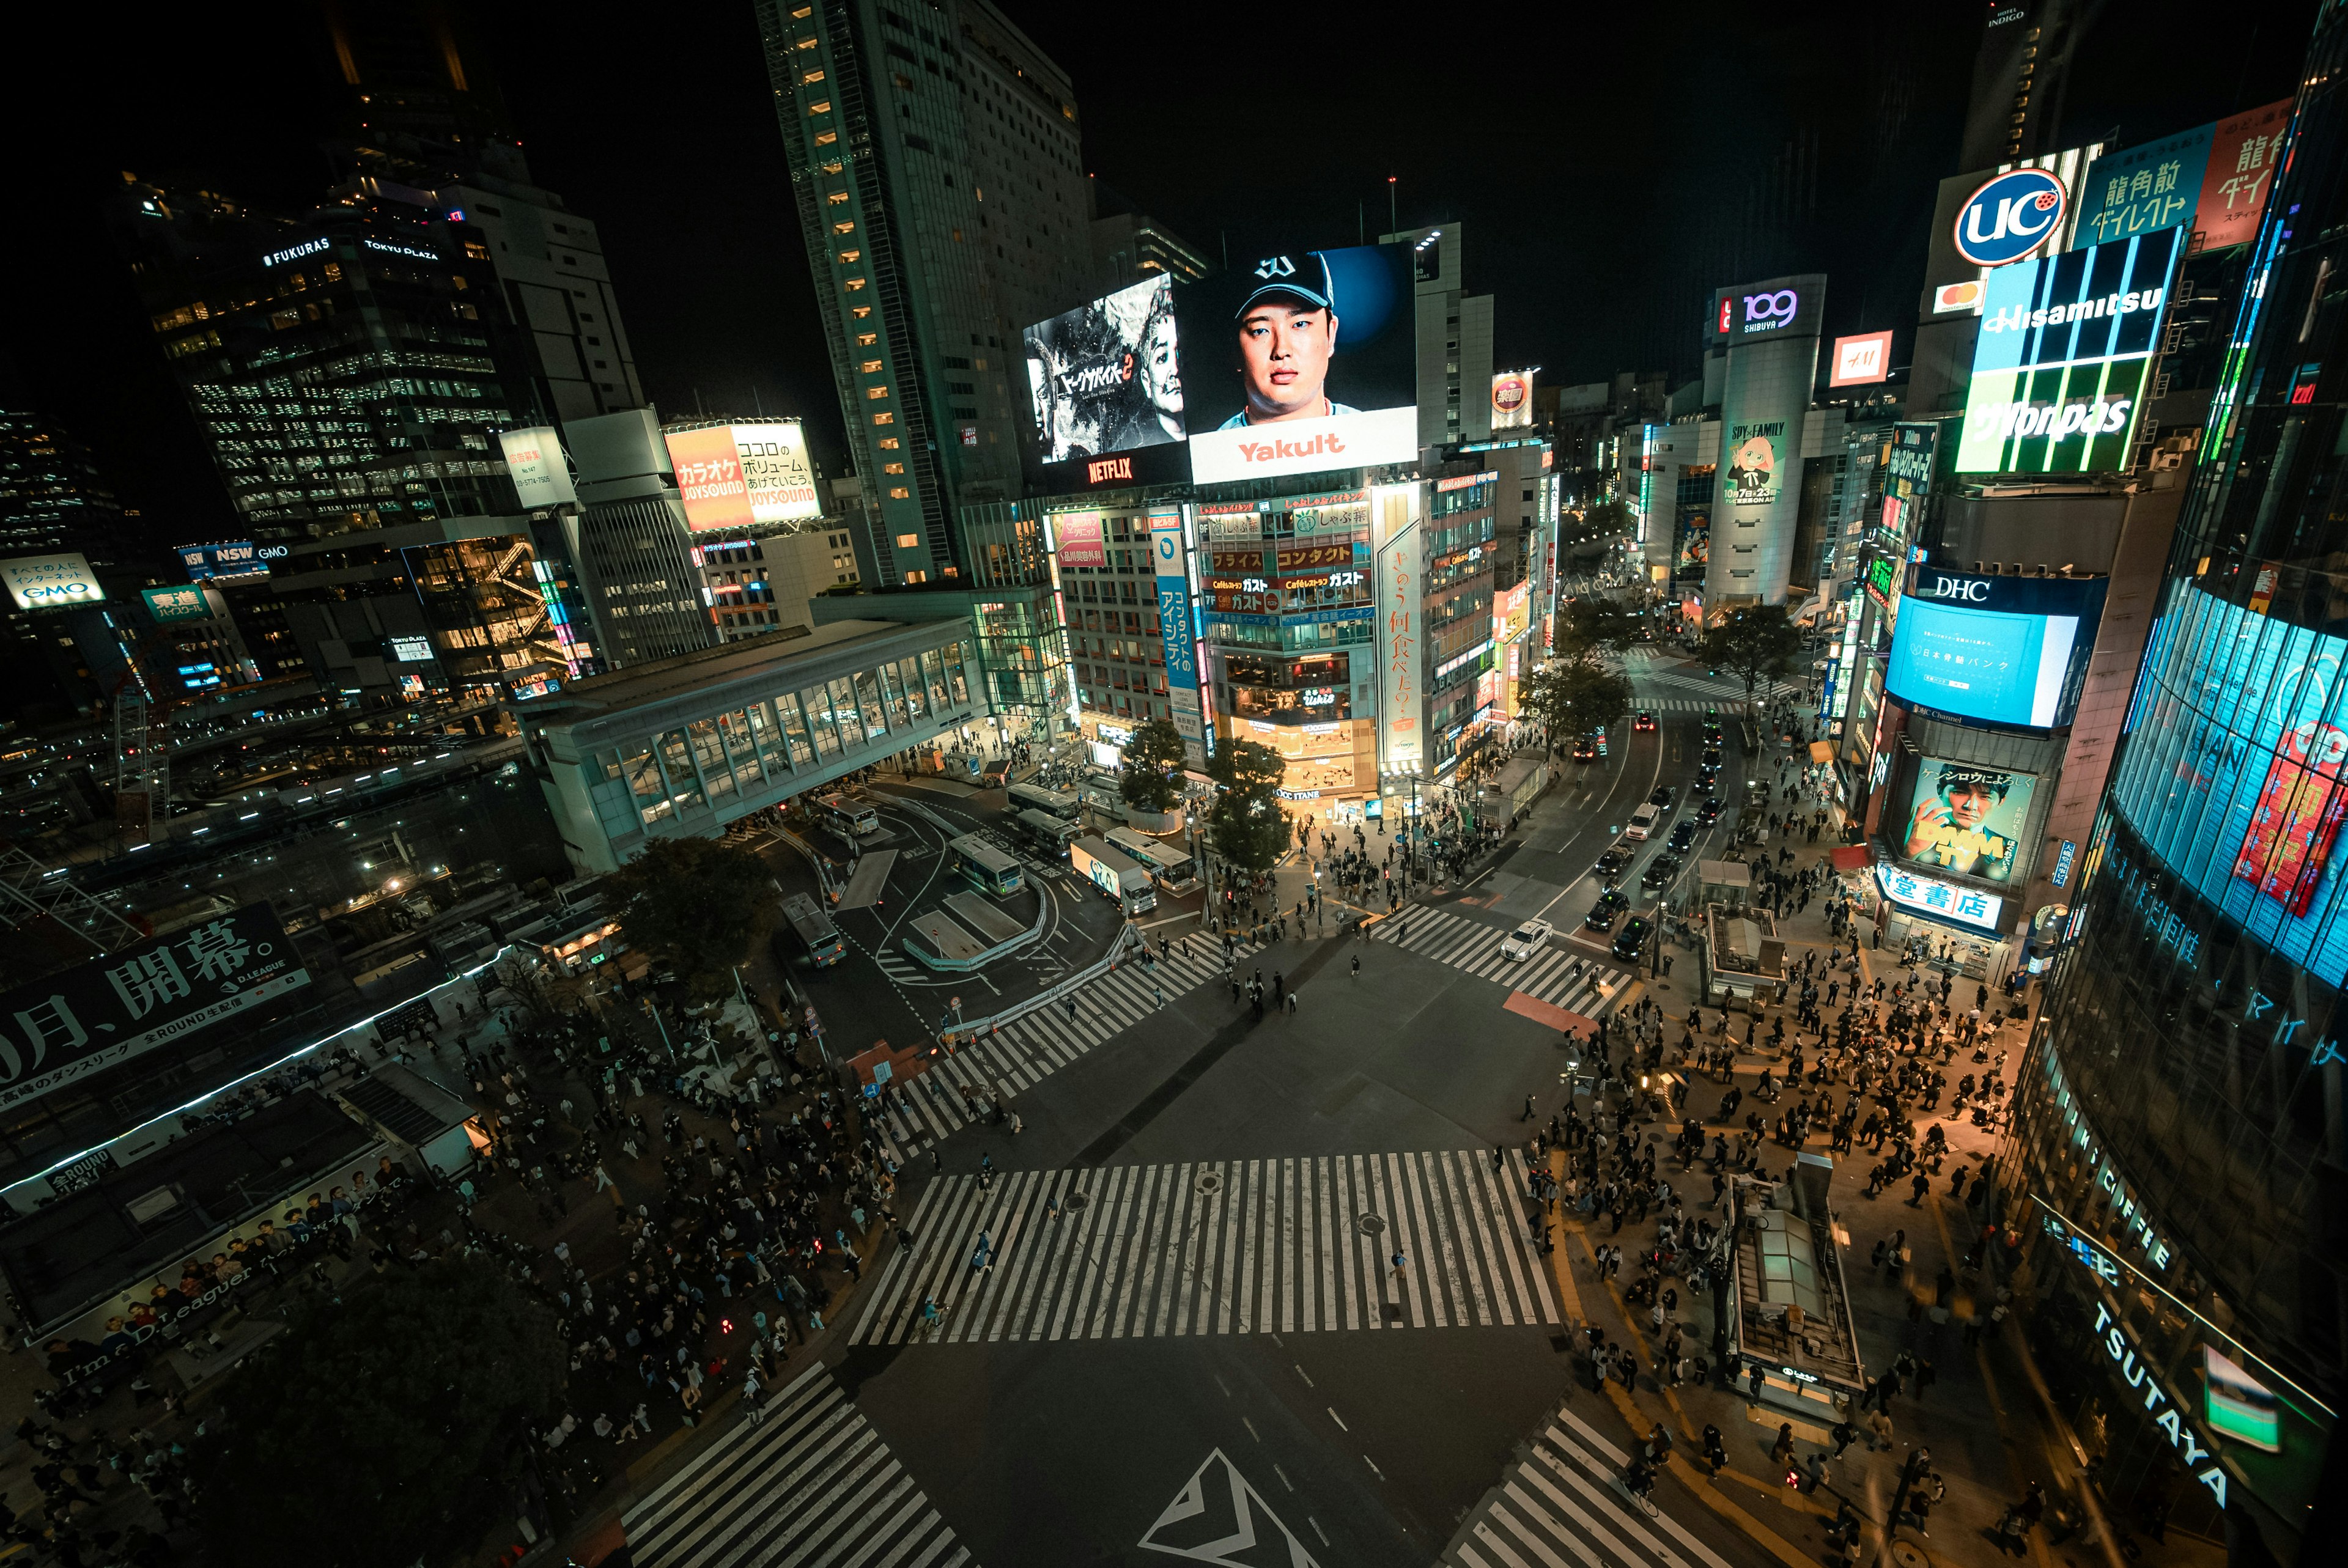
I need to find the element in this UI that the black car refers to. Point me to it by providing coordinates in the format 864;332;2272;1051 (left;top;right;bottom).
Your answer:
1612;916;1651;962
1667;820;1699;852
1585;889;1629;930
1570;737;1600;762
1593;848;1630;882
1648;785;1676;808
1698;795;1724;824
1641;852;1682;890
1700;747;1723;768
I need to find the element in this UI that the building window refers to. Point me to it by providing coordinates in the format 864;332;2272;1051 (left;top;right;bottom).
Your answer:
889;487;910;499
808;100;832;114
860;359;884;374
873;412;894;425
816;131;838;145
844;276;866;290
833;221;855;234
838;249;861;263
866;385;889;399
896;532;920;546
801;69;825;84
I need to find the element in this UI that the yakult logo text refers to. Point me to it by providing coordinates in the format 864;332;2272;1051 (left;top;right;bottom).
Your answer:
1235;432;1347;465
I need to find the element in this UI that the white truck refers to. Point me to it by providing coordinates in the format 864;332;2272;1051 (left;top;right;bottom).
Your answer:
1069;835;1157;916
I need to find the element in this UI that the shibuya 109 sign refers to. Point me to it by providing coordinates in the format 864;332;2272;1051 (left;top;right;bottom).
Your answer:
0;903;310;1113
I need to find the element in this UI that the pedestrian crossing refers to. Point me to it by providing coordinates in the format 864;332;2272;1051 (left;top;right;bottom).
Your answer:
852;1149;1559;1345
1376;908;1631;1021
622;1363;974;1568
1631;697;1759;715
874;934;1247;1155
1442;1402;1737;1568
1633;670;1800;702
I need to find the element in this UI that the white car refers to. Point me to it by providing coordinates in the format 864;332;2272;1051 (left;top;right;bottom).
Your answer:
1501;919;1554;962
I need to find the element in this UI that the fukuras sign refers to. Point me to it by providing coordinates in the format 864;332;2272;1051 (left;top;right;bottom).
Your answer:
0;904;310;1112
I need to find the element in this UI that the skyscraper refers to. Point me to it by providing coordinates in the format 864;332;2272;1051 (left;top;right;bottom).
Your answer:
755;0;1097;588
0;407;128;561
2001;14;2346;1559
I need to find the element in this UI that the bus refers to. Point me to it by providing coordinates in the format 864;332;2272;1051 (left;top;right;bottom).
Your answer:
1014;809;1081;856
1006;781;1081;819
948;833;1024;896
816;793;880;837
1106;826;1195;890
778;891;846;968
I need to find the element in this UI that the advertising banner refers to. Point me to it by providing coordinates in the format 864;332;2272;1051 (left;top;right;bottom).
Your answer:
1149;507;1205;758
660;422;820;531
0;903;310;1114
1675;505;1710;576
1491;372;1533;429
1050;511;1107;569
1021;275;1188;491
2197;99;2294;252
140;586;213;625
1956;227;2179;474
1916;145;2101;321
1899;758;2036;882
174;541;264;581
1829;331;1893;387
1708;274;1828;344
498;427;575;509
1885;570;2106;729
1;553;104;613
2073;127;2213;248
1372;485;1423;772
1875;860;2006;935
1179;244;1419;484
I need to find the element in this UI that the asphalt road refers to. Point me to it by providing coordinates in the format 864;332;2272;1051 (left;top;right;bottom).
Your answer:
625;659;1803;1568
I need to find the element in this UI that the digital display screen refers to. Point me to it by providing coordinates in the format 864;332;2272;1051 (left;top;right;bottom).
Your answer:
1021;276;1189;491
2111;581;2348;987
1886;572;2105;729
1898;757;2037;882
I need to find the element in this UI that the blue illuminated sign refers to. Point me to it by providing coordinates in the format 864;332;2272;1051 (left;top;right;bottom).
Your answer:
1885;572;2105;729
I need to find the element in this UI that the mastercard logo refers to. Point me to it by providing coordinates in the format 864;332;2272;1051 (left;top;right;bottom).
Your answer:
1933;281;1984;314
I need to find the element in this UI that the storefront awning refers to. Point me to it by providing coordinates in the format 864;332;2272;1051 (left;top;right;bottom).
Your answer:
1829;845;1870;872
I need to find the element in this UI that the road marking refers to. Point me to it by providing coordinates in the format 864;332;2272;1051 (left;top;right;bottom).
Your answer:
1327;1407;1348;1430
1140;1448;1321;1567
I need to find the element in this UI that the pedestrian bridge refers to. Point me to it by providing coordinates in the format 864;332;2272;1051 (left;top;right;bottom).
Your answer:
511;619;986;874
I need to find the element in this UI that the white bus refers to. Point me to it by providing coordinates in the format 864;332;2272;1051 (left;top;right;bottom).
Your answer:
1014;809;1081;856
948;833;1025;896
1106;826;1195;889
816;793;880;837
1006;781;1082;819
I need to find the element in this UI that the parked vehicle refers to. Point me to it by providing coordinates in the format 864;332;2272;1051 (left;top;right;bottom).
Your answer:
1070;836;1156;916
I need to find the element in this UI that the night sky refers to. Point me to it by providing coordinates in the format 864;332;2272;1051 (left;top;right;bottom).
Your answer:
0;0;2317;543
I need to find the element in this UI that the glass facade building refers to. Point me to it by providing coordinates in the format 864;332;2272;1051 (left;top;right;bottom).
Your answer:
1999;20;2348;1561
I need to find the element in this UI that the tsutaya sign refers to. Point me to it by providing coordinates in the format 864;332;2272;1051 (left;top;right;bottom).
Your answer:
2091;1300;2231;1507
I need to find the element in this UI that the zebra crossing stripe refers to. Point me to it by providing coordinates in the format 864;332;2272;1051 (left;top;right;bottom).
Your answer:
1444;1402;1736;1568
1379;910;1630;1018
621;1364;976;1568
852;1150;1554;1345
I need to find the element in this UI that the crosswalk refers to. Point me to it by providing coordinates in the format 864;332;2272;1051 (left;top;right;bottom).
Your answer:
873;935;1242;1155
1375;907;1630;1021
1631;697;1759;715
1443;1402;1737;1568
1633;669;1800;702
622;1363;974;1568
852;1149;1558;1345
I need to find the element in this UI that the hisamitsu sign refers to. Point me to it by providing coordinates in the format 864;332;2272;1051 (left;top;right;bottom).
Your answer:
0;904;311;1113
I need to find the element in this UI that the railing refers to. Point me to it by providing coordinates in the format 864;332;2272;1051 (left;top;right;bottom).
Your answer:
939;922;1144;1048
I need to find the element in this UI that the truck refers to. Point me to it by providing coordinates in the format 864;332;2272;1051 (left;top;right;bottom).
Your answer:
1069;834;1157;916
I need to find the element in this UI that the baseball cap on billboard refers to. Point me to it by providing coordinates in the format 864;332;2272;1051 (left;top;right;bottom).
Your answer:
1234;252;1336;318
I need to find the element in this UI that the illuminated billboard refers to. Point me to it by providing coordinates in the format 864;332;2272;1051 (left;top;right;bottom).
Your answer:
1898;757;2037;883
660;421;821;532
1491;372;1533;429
174;541;265;581
498;426;576;508
1828;331;1893;387
1875;859;2006;935
1021;275;1188;491
1955;227;2179;474
1;553;104;613
1885;570;2105;730
2072;98;2292;252
140;586;214;625
1707;274;1827;345
1049;511;1107;569
1179;245;1419;484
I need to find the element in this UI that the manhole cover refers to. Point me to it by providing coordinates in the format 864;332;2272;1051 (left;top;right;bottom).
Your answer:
1064;1191;1090;1213
1357;1213;1386;1237
1195;1172;1223;1196
1889;1544;1929;1568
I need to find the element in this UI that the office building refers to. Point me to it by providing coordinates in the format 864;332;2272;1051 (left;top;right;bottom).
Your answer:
0;410;128;561
1957;0;2084;171
1087;178;1211;294
562;409;717;669
756;0;1097;587
1387;224;1494;448
1998;14;2348;1559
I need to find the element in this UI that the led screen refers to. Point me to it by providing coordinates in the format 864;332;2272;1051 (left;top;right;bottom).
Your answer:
1955;228;2179;473
1176;243;1418;484
1885;572;2105;729
1021;276;1188;491
1898;757;2037;882
2110;581;2348;987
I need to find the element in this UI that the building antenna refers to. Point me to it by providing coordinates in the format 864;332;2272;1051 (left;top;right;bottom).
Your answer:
1388;175;1397;235
1359;200;1365;247
1220;230;1228;273
753;385;764;417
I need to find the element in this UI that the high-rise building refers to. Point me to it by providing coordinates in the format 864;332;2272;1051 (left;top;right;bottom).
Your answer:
2000;14;2348;1559
1386;224;1494;448
0;410;128;561
1087;178;1211;295
1956;0;2085;171
755;0;1097;588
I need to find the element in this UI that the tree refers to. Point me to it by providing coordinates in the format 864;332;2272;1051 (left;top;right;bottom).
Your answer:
198;1256;567;1568
1581;495;1636;539
1699;603;1806;710
605;835;772;994
1554;595;1641;660
1206;737;1287;872
1119;716;1188;814
1520;653;1634;756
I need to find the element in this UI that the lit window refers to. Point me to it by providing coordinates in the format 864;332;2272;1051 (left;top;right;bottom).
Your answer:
878;436;899;449
896;533;920;547
808;100;831;115
838;249;861;264
819;160;843;174
801;69;825;84
844;276;866;290
884;462;904;474
890;488;911;500
873;411;894;425
827;191;849;205
867;386;891;401
855;333;877;346
816;131;838;145
860;359;884;373
832;220;855;234
851;305;872;319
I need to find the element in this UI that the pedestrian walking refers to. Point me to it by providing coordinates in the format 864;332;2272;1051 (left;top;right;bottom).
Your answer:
1522;1093;1537;1122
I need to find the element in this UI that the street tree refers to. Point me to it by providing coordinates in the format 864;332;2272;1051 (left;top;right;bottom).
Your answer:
1579;495;1636;539
198;1255;567;1568
1206;737;1288;872
1699;603;1806;710
605;834;772;996
1554;595;1641;659
1118;716;1188;814
1520;653;1635;756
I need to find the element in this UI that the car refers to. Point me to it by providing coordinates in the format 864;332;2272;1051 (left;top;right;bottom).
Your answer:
1500;919;1554;962
1698;795;1724;824
1648;785;1676;808
1700;747;1723;768
1641;852;1683;890
1570;737;1600;762
1667;820;1699;853
1701;719;1724;742
1593;847;1631;882
1585;890;1629;930
1633;711;1658;732
1612;916;1652;962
